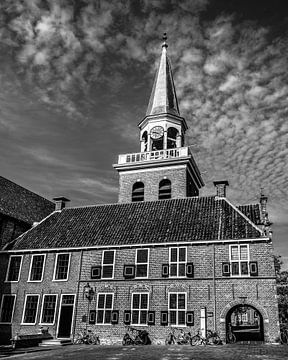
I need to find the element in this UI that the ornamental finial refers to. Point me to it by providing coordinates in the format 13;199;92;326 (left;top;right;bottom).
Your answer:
162;32;168;48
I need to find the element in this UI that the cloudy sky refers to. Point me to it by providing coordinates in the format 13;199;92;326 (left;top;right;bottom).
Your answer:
0;0;288;268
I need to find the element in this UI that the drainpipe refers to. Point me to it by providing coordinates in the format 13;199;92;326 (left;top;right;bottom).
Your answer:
72;249;83;341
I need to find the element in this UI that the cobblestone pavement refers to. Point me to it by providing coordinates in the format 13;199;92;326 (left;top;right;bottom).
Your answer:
1;344;288;360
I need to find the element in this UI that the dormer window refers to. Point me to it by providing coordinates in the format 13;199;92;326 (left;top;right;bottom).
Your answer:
167;127;178;149
132;182;144;202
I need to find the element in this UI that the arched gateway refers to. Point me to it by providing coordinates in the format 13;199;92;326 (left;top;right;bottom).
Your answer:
220;301;268;342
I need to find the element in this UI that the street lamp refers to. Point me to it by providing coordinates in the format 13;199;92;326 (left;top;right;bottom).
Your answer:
83;283;95;330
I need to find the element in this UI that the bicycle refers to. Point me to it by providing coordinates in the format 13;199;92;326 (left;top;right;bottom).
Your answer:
74;329;100;345
226;323;236;344
280;324;288;344
165;327;176;345
191;329;207;346
165;328;193;345
122;326;151;345
206;329;221;345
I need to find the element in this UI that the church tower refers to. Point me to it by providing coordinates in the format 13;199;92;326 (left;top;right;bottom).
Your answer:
114;34;204;203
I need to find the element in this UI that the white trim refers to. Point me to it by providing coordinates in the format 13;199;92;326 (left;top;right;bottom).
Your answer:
28;254;46;282
56;294;76;339
2;237;269;254
131;292;149;326
221;197;263;234
21;294;40;325
101;250;115;279
169;247;187;278
5;255;23;282
168;292;187;327
52;253;71;281
135;248;149;279
117;164;187;175
39;294;58;325
96;292;114;325
229;244;250;277
0;294;16;324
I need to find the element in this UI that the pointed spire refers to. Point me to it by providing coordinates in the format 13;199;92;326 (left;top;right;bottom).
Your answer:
146;33;180;117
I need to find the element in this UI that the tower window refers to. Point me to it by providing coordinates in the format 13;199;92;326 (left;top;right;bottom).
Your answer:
159;179;171;200
142;131;148;152
167;127;178;149
132;182;144;202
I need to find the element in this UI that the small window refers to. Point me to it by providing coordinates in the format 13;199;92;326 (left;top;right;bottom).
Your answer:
22;295;39;324
123;265;135;279
142;131;148;152
0;295;16;323
162;264;169;277
40;295;57;325
147;311;155;325
54;253;70;281
169;247;187;278
29;254;45;282
250;261;258;276
124;310;131;325
132;182;144;202
91;266;101;279
186;263;194;278
169;292;186;326
161;311;168;326
135;249;149;278
167;127;178;149
89;310;96;324
186;311;194;326
102;250;115;279
131;293;149;325
159;179;171;200
111;310;119;324
96;293;113;324
222;262;230;276
6;255;22;282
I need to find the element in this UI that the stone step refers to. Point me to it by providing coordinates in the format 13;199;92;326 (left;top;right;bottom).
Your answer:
39;339;72;347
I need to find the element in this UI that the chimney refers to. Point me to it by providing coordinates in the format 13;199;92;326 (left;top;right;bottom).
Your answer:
259;191;268;219
213;180;229;197
53;196;70;211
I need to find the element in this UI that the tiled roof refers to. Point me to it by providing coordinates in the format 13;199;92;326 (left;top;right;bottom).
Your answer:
0;176;54;225
237;204;262;225
8;197;263;251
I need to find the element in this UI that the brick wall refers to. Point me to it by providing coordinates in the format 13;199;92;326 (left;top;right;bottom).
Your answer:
118;166;188;203
0;240;279;345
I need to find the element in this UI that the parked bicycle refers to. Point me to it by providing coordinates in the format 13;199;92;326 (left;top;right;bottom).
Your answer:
226;323;236;344
74;329;100;345
206;329;222;345
191;329;207;346
280;324;288;344
122;326;151;345
165;328;192;345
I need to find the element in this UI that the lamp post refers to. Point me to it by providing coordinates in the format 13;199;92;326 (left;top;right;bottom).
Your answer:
83;283;95;330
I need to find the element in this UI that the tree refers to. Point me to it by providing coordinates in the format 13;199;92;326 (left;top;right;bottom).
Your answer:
274;255;288;324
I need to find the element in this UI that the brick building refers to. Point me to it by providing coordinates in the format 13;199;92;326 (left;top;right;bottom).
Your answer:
0;176;55;249
0;37;279;345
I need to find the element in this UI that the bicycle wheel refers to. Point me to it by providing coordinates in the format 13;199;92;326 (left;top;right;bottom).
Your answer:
191;335;201;346
74;337;83;344
227;333;236;344
280;331;288;344
212;335;221;345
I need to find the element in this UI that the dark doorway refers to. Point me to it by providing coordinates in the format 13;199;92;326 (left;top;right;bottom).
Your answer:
226;304;264;342
57;295;75;338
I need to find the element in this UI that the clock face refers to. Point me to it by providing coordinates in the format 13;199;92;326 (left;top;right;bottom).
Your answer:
150;126;164;139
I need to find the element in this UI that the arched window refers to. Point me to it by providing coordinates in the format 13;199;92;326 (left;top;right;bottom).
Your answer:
142;131;148;152
167;127;178;149
159;179;171;200
132;182;144;202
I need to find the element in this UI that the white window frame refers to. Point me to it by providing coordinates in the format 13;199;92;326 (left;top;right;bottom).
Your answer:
229;244;250;277
28;254;46;282
169;247;187;278
39;294;58;325
101;250;115;279
5;255;23;282
21;294;40;325
53;253;71;281
135;248;149;279
96;293;114;325
168;292;187;327
131;292;149;326
0;294;16;324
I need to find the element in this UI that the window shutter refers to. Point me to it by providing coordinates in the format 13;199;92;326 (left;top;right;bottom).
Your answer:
89;310;96;324
91;266;101;279
222;262;230;276
123;310;131;325
111;310;119;324
161;311;168;326
162;264;169;277
123;265;135;279
186;311;194;326
249;261;258;276
186;263;194;278
147;311;155;325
